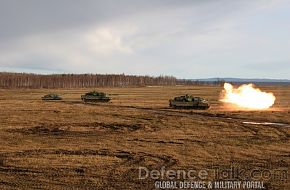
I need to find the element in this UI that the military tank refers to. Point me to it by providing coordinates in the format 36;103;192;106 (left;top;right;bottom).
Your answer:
169;94;210;109
41;94;62;101
81;91;111;103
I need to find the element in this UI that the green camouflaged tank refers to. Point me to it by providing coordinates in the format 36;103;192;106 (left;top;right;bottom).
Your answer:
169;94;210;109
41;94;62;101
81;91;111;103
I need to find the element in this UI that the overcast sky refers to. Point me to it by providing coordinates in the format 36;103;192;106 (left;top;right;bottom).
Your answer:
0;0;289;79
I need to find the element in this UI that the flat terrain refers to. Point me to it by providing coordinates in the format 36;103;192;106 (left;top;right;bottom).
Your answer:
0;85;289;190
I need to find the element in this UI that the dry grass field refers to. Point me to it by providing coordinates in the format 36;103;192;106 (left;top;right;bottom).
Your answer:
0;85;289;189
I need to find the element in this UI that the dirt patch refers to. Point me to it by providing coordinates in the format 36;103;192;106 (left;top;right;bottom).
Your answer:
0;148;178;189
100;123;142;131
128;138;184;145
8;122;143;136
104;152;178;189
1;149;134;160
0;156;4;166
189;112;232;119
9;125;68;136
27;126;66;135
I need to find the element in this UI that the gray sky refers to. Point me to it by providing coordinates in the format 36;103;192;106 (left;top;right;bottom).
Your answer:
0;0;289;79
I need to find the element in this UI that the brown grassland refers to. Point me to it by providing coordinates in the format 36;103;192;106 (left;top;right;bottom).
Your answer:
0;85;289;189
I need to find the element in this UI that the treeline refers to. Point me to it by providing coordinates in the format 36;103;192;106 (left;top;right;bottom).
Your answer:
0;72;176;88
177;79;225;86
0;72;224;88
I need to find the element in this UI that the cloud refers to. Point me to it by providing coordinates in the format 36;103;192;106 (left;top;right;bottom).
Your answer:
0;26;135;73
0;0;289;79
84;27;133;55
0;0;198;41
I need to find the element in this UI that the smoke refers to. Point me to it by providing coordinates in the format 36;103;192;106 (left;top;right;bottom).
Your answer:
220;83;276;110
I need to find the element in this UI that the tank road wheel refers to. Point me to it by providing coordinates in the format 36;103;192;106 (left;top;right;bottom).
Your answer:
200;106;209;110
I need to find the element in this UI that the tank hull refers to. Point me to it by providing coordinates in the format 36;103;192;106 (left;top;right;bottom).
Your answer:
41;94;62;101
81;95;111;103
169;100;210;110
42;97;62;101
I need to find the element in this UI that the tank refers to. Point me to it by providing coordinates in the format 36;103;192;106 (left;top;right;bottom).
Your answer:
169;94;210;109
81;91;111;103
41;94;62;101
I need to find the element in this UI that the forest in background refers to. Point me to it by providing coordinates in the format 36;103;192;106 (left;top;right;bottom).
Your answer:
0;72;222;88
